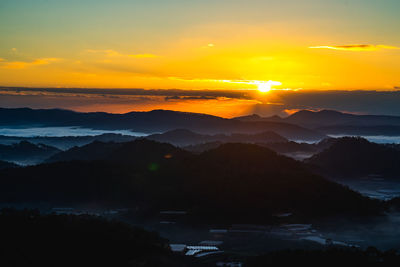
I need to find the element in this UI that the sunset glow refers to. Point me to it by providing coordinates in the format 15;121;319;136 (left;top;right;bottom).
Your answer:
0;0;400;117
2;2;400;260
255;81;282;93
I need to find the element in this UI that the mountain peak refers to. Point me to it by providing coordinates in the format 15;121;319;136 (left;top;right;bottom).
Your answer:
289;109;344;117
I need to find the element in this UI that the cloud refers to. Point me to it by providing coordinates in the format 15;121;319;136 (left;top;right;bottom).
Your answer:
309;44;400;51
165;95;218;101
0;87;254;100
5;88;400;118
168;77;284;90
86;49;158;58
0;58;61;69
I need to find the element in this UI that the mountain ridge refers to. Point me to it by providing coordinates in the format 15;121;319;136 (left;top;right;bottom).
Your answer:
0;107;325;141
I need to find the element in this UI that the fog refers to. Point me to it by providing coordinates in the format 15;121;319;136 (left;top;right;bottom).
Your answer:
0;126;147;137
329;135;400;144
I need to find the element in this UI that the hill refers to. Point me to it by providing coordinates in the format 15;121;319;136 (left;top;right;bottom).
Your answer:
234;110;400;135
0;141;60;165
45;139;190;165
307;137;400;178
0;141;381;222
0;133;137;150
285;109;400;129
183;138;336;159
147;129;287;146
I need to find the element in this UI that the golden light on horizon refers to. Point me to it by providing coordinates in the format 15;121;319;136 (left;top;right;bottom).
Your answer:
254;80;282;93
218;80;283;92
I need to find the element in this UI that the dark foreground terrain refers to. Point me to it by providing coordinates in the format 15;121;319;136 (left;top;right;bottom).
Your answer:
1;209;400;266
0;209;200;267
0;140;382;223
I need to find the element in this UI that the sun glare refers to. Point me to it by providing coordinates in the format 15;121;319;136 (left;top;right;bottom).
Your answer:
255;80;282;93
257;83;272;93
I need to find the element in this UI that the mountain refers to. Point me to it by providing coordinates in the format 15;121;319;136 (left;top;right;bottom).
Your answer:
184;138;336;157
0;108;325;141
184;141;223;153
0;160;17;170
0;141;61;165
307;137;400;178
0;133;137;150
262;138;336;154
316;125;400;136
286;110;400;128
285;110;353;128
0;141;381;221
233;114;282;122
235;110;400;135
45;141;123;163
147;129;287;146
46;139;190;165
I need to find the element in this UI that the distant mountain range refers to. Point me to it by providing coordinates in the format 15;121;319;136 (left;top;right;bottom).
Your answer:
146;129;287;146
0;108;325;141
235;110;400;136
184;138;336;159
3;107;400;140
0;133;137;150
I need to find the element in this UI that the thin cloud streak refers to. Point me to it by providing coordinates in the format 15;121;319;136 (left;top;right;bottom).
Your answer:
0;58;61;69
309;44;400;51
0;87;255;100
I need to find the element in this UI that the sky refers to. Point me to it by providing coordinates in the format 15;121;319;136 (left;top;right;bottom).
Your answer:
1;0;400;117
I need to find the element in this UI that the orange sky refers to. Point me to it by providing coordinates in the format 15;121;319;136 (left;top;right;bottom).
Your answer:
1;0;400;91
1;1;400;117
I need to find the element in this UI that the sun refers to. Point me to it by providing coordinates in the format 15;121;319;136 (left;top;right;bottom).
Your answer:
257;83;272;92
255;80;282;93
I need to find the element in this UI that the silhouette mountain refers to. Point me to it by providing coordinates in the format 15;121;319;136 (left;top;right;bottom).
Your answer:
262;138;336;154
0;133;137;150
0;108;325;141
0;141;60;165
184;138;336;156
317;125;400;136
284;109;400;127
184;141;223;153
285;110;350;127
147;129;287;146
307;137;400;178
46;139;190;165
234;109;400;135
0;140;381;221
